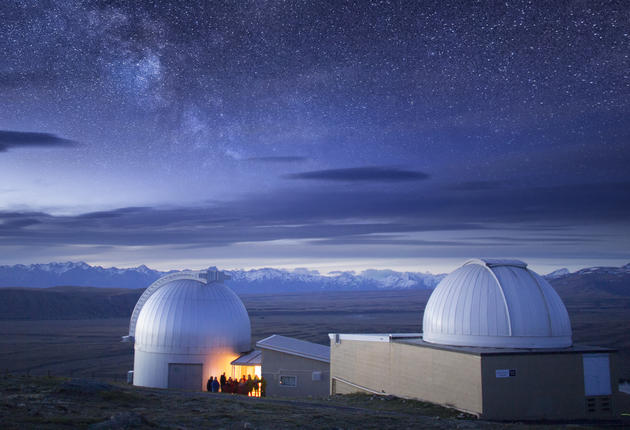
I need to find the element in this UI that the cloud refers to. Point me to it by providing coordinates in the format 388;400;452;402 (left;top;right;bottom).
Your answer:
284;166;430;182
246;156;308;163
308;235;489;247
0;217;41;230
0;130;77;152
76;207;151;219
1;180;628;252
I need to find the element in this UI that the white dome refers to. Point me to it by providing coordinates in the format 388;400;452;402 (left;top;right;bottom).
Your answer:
135;278;251;354
422;259;572;348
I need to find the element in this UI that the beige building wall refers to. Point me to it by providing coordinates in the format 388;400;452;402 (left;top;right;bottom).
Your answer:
330;338;483;415
260;349;330;398
330;336;620;420
481;352;618;420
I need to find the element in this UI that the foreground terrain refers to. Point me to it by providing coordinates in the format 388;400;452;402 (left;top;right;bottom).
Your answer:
1;374;623;429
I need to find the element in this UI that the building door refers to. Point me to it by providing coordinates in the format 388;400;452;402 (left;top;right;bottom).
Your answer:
168;363;203;391
583;354;611;396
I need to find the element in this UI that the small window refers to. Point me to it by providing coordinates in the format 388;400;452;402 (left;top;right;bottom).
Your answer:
335;334;341;344
312;371;322;381
279;375;297;387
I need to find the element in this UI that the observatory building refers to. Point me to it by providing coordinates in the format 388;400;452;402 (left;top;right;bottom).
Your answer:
124;268;251;390
330;259;620;420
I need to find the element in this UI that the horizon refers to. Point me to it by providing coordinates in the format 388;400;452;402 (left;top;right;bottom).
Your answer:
1;1;628;270
4;258;629;277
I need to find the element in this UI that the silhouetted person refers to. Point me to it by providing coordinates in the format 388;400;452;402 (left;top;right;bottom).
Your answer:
206;376;213;392
253;375;260;396
226;377;235;393
261;377;267;397
238;376;247;395
220;372;227;392
211;377;220;392
246;374;254;396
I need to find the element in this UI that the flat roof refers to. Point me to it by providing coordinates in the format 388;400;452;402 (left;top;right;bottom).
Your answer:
329;333;422;343
256;334;330;363
231;349;262;366
329;333;616;356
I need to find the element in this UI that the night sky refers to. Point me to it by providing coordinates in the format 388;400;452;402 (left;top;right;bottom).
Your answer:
1;0;629;273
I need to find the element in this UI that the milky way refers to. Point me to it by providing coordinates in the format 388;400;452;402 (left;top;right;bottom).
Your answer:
0;1;628;272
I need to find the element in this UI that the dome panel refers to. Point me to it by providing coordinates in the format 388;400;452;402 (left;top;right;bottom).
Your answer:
492;265;550;336
422;259;572;348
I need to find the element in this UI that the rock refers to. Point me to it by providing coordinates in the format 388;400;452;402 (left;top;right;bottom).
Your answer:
88;411;149;429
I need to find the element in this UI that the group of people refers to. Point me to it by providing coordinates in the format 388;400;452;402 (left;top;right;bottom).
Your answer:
207;373;266;397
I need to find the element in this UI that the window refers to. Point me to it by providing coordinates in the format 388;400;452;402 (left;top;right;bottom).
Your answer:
279;375;297;387
312;371;322;381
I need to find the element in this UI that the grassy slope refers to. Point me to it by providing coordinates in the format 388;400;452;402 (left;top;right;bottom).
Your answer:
1;374;614;429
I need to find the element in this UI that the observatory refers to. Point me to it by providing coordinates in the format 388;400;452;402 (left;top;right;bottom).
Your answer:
124;268;251;390
329;259;620;420
422;259;572;349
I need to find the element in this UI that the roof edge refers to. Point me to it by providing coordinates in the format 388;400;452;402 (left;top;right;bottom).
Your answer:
255;337;330;363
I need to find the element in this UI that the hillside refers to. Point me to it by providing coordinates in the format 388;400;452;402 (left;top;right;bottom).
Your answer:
4;374;625;429
549;264;630;298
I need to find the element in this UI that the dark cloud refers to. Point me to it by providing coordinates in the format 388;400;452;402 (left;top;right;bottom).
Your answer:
308;235;492;247
246;156;308;163
0;181;628;251
0;130;77;152
284;167;430;182
0;218;41;230
470;236;598;244
76;207;151;219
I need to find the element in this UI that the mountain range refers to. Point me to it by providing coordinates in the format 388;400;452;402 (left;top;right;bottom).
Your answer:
0;261;628;320
0;262;630;295
0;261;628;295
0;262;446;292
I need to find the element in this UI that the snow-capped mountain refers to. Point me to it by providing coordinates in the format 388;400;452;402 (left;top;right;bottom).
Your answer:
0;262;168;289
544;268;570;279
0;262;445;291
226;267;445;293
572;263;630;276
1;261;628;295
544;263;630;298
544;263;630;280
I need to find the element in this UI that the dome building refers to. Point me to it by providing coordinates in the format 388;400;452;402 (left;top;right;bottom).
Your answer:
124;268;251;390
329;259;619;421
422;259;572;348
